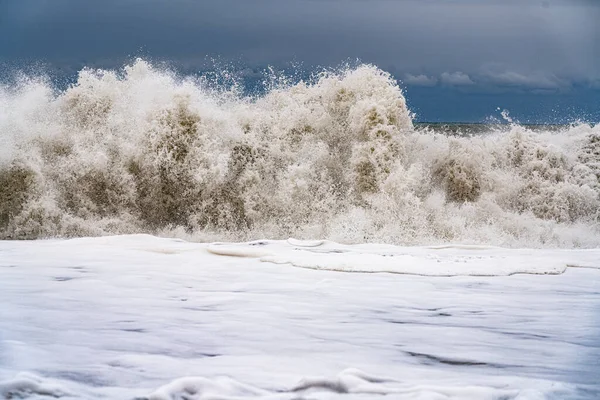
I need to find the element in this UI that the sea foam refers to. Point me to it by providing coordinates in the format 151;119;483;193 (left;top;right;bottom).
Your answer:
0;60;598;247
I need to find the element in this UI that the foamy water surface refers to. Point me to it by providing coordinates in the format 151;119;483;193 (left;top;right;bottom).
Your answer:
1;235;599;399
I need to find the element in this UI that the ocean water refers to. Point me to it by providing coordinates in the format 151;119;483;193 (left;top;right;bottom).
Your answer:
0;236;599;399
1;61;599;400
0;59;598;247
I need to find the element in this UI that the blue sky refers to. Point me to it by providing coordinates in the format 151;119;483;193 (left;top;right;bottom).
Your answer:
1;0;598;122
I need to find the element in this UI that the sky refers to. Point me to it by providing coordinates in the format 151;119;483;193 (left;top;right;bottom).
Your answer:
1;0;599;122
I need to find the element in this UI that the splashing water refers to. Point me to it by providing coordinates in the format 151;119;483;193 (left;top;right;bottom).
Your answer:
0;60;598;247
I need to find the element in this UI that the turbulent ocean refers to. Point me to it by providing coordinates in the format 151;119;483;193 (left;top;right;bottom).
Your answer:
1;61;600;400
1;60;599;247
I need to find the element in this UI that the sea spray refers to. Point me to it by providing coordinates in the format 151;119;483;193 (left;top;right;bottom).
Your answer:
0;60;598;247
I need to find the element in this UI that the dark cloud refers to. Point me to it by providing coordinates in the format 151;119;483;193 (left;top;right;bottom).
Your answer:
481;71;567;90
2;0;597;78
1;0;598;122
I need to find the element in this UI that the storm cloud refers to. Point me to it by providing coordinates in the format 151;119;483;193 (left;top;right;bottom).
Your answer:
1;0;598;121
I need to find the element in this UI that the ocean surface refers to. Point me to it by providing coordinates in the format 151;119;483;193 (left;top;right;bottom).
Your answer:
1;61;599;399
1;236;599;399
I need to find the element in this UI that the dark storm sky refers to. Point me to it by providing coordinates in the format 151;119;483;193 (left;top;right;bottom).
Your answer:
1;0;599;122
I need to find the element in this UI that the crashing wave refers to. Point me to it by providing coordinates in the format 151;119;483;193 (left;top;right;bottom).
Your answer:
0;60;598;247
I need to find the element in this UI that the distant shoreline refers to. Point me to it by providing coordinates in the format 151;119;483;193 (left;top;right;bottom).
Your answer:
414;122;578;126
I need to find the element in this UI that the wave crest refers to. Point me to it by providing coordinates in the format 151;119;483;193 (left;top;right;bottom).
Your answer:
0;60;598;247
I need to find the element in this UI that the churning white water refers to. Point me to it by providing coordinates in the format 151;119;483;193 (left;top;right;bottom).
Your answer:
0;60;598;247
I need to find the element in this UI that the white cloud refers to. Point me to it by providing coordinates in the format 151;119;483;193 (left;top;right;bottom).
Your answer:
403;73;437;87
440;72;474;86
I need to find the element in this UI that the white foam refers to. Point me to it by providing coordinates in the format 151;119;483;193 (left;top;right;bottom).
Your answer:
207;239;599;276
141;368;529;399
1;235;596;399
0;60;598;248
143;376;271;400
0;373;72;398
